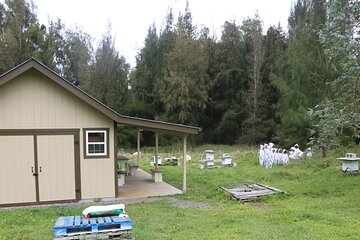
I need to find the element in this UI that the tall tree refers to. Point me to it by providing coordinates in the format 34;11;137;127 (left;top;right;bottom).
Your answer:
274;0;331;147
0;0;53;73
309;0;360;153
161;25;210;125
48;19;93;86
263;25;287;140
130;23;160;118
178;0;196;39
204;21;247;144
242;14;272;144
89;27;129;113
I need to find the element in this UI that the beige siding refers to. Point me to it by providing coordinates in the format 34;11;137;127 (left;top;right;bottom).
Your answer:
0;70;111;129
0;136;36;204
0;69;115;200
37;135;76;201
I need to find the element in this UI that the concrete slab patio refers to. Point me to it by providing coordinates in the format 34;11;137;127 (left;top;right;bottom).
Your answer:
117;168;183;199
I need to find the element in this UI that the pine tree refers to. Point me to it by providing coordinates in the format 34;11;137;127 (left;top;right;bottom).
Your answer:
88;26;129;113
274;0;331;147
131;23;160;119
161;12;209;125
205;20;247;144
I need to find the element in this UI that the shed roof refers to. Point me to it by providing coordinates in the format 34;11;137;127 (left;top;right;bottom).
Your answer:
0;59;201;135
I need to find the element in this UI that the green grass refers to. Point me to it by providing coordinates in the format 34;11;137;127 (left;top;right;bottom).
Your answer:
1;145;360;239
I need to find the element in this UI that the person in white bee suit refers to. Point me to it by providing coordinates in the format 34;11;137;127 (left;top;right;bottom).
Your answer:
289;144;303;160
282;149;289;164
259;144;265;166
264;144;273;168
306;147;313;159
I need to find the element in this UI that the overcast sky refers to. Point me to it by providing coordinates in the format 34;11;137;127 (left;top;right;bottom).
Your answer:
33;0;294;67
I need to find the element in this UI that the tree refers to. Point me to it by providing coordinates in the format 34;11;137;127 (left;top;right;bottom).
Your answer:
274;0;331;147
88;26;129;113
242;15;274;144
262;25;287;141
309;0;360;154
131;23;160;118
0;0;51;73
48;20;93;86
177;0;196;39
204;21;247;144
161;31;210;125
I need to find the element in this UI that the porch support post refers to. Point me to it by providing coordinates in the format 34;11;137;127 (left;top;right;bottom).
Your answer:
137;129;141;164
183;135;187;193
155;132;159;170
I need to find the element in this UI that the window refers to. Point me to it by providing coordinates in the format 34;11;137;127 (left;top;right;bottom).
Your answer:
84;129;108;157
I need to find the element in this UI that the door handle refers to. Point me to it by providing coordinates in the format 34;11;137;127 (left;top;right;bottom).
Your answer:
39;166;42;172
31;167;38;176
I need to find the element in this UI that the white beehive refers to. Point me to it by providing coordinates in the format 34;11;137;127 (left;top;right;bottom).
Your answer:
206;160;215;167
202;150;215;168
204;150;215;160
337;153;359;172
221;153;232;166
152;156;162;165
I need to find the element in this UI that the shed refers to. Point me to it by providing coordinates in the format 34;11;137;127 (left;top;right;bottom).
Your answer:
0;59;201;207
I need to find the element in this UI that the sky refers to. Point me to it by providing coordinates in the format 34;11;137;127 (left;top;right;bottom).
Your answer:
33;0;294;68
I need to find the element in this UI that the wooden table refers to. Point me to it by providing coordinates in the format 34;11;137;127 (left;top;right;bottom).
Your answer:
117;155;129;176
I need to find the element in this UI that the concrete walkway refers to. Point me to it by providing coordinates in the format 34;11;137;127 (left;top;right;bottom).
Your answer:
117;169;183;199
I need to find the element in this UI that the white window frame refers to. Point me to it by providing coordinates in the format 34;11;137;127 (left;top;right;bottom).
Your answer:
85;130;107;157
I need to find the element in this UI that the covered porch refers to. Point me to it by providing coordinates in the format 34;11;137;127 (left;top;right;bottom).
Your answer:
117;168;182;199
115;116;201;199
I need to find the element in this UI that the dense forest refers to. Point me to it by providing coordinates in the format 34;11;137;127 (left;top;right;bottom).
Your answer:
0;0;359;153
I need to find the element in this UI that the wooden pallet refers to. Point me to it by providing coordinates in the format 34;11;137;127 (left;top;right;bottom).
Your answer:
55;229;133;240
221;183;285;202
54;216;132;239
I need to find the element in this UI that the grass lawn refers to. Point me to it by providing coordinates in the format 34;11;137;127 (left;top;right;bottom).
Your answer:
0;144;359;239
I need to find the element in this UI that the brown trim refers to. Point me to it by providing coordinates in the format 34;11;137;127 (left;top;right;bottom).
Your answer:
0;59;201;135
83;128;110;159
74;131;81;200
114;121;118;197
0;129;79;135
0;129;81;206
33;135;40;202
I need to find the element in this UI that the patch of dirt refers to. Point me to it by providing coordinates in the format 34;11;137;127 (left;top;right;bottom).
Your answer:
166;197;212;210
117;197;162;205
247;202;272;210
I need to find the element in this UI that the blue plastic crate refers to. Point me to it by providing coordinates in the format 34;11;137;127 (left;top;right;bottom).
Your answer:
54;215;132;237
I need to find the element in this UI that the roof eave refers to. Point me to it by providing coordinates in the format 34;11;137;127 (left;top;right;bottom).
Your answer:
117;115;201;135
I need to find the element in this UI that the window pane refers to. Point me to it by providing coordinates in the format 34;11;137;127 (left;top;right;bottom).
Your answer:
88;132;105;142
88;144;105;154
